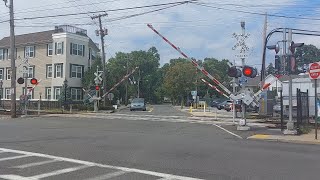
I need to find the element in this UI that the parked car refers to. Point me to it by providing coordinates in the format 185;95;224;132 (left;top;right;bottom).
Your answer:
224;100;242;112
130;98;146;111
217;100;232;110
210;100;221;108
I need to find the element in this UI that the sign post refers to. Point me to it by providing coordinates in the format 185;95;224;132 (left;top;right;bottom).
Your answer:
309;62;320;139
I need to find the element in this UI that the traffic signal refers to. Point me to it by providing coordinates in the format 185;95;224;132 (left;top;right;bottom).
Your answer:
267;43;280;54
242;66;257;78
274;55;281;73
227;66;241;78
17;77;24;84
95;85;100;91
30;78;38;85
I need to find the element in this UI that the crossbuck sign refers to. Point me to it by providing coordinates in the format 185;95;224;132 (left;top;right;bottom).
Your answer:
94;72;102;84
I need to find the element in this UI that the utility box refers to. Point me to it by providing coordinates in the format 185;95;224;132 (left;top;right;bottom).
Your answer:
259;90;276;116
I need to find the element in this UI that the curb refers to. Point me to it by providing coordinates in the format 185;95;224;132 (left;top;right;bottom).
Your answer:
247;134;320;145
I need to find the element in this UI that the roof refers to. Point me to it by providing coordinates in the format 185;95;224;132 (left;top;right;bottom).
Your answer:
0;30;55;48
246;74;307;87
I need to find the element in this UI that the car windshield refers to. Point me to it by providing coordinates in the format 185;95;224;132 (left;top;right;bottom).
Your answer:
132;98;144;103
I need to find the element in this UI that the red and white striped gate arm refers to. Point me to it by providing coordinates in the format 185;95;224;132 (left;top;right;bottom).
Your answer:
147;24;232;95
27;79;42;95
101;67;139;98
253;74;282;98
201;79;229;99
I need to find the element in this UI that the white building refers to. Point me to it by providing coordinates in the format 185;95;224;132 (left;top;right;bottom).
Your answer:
0;25;100;101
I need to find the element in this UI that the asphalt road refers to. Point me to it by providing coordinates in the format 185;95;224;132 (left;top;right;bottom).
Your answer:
0;105;319;180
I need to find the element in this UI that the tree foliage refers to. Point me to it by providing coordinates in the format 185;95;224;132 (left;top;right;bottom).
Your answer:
295;44;320;67
266;63;275;75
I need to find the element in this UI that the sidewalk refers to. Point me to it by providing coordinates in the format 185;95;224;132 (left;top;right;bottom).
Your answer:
248;129;320;145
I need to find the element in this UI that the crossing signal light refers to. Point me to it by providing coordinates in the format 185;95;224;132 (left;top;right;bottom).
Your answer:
289;41;304;54
17;77;24;84
227;66;241;78
30;78;38;85
275;55;281;73
95;85;100;91
242;66;257;78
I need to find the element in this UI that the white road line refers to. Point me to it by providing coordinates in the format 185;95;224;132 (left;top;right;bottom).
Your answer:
28;165;89;179
14;159;58;168
213;124;243;139
0;175;31;180
85;170;127;180
0;155;31;162
0;148;203;180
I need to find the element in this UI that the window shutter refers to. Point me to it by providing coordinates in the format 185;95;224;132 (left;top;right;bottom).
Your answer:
70;64;72;78
61;64;63;78
24;47;25;58
61;42;64;54
46;44;48;56
82;65;84;78
70;43;73;55
33;46;36;57
82;45;85;57
55;43;57;55
33;66;35;78
54;64;56;78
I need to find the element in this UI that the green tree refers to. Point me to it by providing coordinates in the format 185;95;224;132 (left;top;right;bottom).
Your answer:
163;61;197;104
59;81;72;106
295;44;320;67
266;63;275;75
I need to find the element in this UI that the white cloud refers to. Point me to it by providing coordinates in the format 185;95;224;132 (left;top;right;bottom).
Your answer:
0;0;309;68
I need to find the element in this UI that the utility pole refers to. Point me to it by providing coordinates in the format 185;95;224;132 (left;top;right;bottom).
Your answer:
92;13;108;106
137;69;140;98
125;55;129;105
6;0;16;118
261;13;268;89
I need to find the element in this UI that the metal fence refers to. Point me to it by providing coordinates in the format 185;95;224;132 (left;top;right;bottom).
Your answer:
280;89;310;132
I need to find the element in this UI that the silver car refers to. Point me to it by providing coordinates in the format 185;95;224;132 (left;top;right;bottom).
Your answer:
130;98;147;111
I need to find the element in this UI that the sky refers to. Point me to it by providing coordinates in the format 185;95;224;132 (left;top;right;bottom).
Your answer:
1;0;320;70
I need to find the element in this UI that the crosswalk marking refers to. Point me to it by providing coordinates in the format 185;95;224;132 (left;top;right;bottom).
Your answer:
0;155;31;162
85;170;127;180
14;159;58;168
28;165;89;179
0;147;203;180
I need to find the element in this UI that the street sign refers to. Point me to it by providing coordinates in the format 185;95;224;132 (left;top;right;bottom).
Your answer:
238;76;248;85
107;93;114;100
309;62;320;79
191;91;197;96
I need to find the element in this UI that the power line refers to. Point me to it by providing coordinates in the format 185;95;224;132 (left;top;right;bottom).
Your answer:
13;1;196;21
192;2;320;22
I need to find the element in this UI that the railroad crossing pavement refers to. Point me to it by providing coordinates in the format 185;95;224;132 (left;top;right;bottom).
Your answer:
0;148;201;180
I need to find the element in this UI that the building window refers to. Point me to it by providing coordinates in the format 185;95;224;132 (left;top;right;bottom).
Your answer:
25;66;34;79
45;87;52;100
6;68;11;80
70;43;85;56
0;68;3;80
0;49;3;60
70;64;83;78
47;43;53;56
54;64;63;78
25;46;35;58
46;65;52;78
22;87;33;99
55;42;64;55
54;87;61;100
5;88;10;99
71;88;82;100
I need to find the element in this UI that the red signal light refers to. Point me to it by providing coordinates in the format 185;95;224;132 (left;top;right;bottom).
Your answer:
30;78;38;85
243;66;257;78
95;86;100;91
